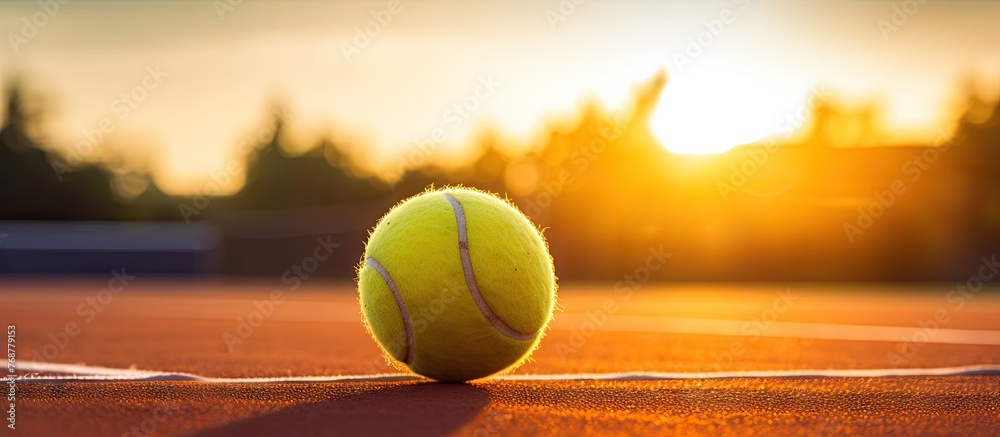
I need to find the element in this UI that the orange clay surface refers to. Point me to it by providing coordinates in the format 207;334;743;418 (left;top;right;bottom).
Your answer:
3;279;999;436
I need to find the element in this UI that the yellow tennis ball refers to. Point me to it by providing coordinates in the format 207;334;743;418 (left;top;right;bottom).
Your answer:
357;187;556;382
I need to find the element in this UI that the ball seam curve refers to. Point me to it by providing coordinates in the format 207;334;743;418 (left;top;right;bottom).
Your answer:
365;257;416;364
443;192;538;341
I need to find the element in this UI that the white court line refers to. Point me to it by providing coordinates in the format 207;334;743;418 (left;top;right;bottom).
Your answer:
551;314;1000;346
14;361;1000;384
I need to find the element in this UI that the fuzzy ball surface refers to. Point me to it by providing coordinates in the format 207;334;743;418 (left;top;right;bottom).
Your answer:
357;187;556;382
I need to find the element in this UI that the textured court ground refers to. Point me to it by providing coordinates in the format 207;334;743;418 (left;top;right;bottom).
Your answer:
3;280;999;436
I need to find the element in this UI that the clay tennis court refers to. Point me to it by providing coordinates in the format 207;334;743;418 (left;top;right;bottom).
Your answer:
3;0;1000;435
5;279;999;436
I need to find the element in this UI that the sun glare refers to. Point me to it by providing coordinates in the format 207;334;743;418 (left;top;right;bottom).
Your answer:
652;67;791;155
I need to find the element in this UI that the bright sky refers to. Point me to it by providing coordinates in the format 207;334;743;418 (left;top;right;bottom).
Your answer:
1;0;998;193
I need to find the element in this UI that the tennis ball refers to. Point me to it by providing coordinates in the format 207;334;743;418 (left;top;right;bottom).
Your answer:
357;187;556;382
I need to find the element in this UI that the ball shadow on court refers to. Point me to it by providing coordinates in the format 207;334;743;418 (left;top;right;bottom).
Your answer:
192;381;490;437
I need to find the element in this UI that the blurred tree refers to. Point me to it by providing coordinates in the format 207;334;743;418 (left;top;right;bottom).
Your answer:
0;84;119;220
233;108;390;210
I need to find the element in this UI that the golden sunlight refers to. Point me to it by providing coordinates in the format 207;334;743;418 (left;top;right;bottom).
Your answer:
652;66;795;155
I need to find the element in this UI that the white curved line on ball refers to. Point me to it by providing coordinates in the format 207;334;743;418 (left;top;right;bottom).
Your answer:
443;192;537;341
365;257;416;364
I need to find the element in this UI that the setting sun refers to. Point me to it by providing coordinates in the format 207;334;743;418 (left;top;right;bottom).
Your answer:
651;64;806;155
